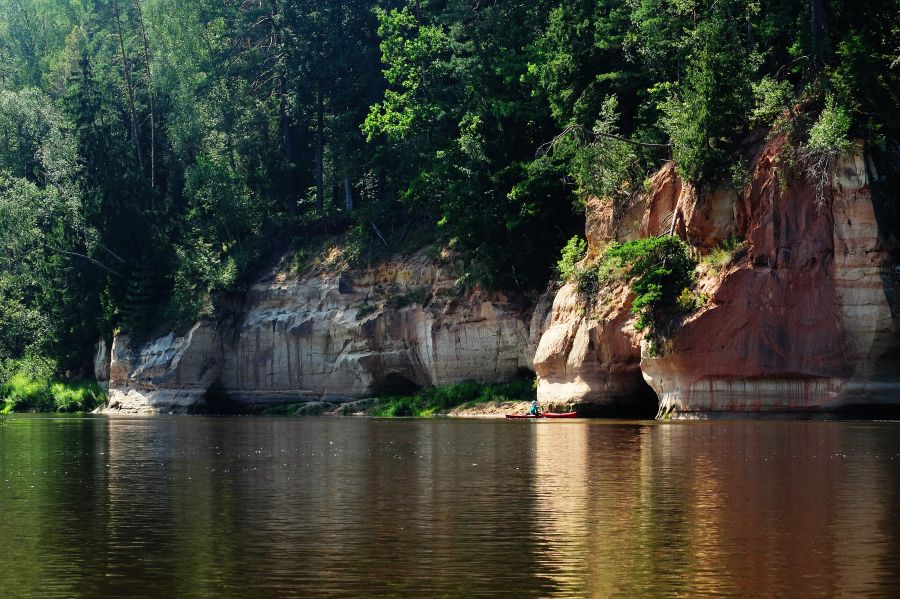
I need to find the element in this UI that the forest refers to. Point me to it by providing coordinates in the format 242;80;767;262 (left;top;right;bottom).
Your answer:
0;0;897;394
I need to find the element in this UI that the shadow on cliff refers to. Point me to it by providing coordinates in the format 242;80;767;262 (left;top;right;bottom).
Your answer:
373;373;421;396
575;378;660;419
188;384;249;415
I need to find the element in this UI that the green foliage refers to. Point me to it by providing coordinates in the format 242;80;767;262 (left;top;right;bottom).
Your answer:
657;5;753;186
700;237;745;275
675;287;707;313
369;378;535;417
547;96;645;205
0;362;105;413
806;96;854;154
48;381;105;413
575;236;695;341
386;289;431;310
292;249;310;274
751;77;794;128
556;235;588;282
803;96;857;207
1;371;51;413
356;303;378;320
0;0;896;384
363;7;448;142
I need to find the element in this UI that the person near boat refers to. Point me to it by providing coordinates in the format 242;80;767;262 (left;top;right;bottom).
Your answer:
529;399;542;417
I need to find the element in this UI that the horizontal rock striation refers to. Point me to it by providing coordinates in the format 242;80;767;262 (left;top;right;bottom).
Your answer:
104;249;549;413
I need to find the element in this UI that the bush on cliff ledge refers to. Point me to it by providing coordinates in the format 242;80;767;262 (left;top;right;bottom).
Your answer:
556;236;588;282
571;236;696;347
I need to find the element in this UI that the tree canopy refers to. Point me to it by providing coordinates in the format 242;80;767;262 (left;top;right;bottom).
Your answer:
0;0;896;379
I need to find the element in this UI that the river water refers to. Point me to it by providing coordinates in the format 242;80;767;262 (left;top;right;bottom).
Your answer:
1;416;899;597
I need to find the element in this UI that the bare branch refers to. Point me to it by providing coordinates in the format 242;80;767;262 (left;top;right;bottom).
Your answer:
537;124;671;159
46;245;125;279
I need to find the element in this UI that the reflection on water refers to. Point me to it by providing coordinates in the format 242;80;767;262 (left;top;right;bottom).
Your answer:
1;416;899;597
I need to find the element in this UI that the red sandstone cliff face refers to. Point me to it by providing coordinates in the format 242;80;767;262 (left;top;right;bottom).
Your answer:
644;141;899;415
536;136;900;416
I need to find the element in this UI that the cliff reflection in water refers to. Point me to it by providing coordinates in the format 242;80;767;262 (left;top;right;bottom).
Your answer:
1;416;899;597
531;421;900;597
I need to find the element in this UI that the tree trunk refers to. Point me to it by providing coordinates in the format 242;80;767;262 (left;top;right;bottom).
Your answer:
132;0;155;191
111;0;143;171
343;173;353;211
746;11;755;52
315;88;324;211
279;75;292;162
810;0;830;71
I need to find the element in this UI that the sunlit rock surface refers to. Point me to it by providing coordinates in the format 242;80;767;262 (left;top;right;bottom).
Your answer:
642;144;900;416
537;137;899;417
104;250;549;413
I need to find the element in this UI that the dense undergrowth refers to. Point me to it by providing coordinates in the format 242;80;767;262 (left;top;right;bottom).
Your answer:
0;372;105;413
368;379;536;417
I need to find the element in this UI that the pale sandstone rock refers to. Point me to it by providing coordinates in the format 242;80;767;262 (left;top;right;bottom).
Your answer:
94;339;110;390
533;279;656;415
106;322;223;413
104;249;546;413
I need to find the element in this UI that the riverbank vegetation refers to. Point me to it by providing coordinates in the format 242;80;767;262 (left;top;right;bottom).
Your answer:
368;379;536;417
0;0;896;393
0;362;105;413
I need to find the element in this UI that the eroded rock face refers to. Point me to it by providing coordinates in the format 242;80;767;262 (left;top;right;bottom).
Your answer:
641;143;900;416
107;322;224;413
533;283;657;416
537;136;899;417
104;250;548;413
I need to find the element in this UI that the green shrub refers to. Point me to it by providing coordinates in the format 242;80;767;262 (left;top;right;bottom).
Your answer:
1;371;51;412
675;287;708;313
556;235;588;282
1;370;106;413
356;303;378;320
569;96;643;203
598;236;696;338
700;237;744;275
368;378;536;417
803;96;856;206
750;76;794;127
386;289;431;310
49;381;105;413
807;96;854;154
292;249;309;273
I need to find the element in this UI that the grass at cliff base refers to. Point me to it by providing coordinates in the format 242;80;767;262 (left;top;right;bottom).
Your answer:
368;379;536;417
0;364;106;414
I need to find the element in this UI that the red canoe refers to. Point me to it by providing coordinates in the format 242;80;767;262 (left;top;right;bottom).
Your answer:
505;411;578;419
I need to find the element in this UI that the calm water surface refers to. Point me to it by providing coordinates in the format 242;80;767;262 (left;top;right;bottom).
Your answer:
1;415;899;597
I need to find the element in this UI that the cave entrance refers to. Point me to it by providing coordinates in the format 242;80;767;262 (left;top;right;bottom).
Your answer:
574;376;660;419
374;373;420;396
195;383;246;415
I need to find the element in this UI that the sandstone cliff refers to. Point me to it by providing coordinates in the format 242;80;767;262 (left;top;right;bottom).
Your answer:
103;138;899;417
103;249;550;413
536;136;900;417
